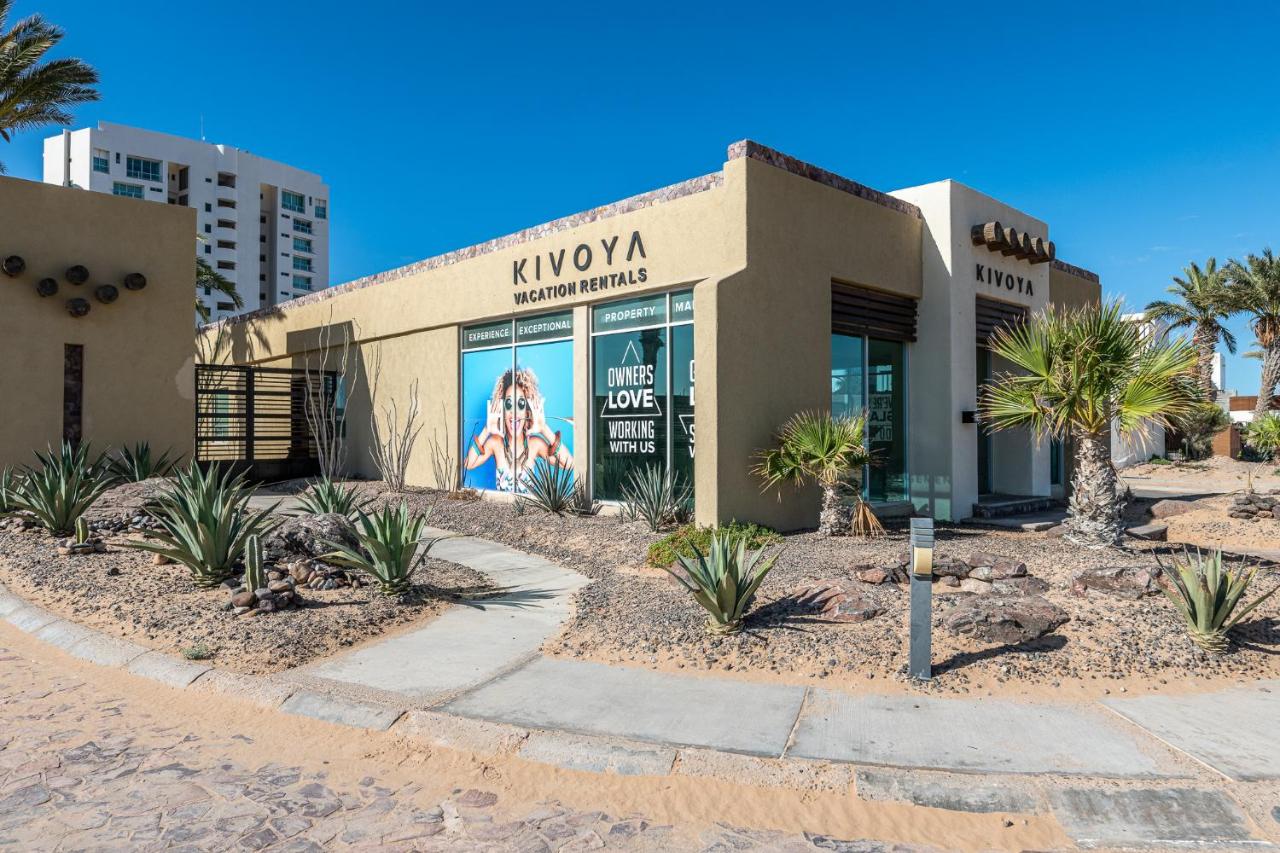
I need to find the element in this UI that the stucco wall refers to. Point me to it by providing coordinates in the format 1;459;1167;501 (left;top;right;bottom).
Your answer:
1049;262;1101;311
0;176;195;468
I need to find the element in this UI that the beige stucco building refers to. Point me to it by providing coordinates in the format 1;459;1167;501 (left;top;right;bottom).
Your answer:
0;176;196;469
204;141;1100;529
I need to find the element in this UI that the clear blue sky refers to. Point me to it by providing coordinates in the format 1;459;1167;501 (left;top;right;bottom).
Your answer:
7;1;1279;391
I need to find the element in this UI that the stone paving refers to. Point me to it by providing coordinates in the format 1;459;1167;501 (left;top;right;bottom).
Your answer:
0;640;937;852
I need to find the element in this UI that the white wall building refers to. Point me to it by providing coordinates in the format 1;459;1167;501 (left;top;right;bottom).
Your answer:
1110;312;1169;466
44;122;329;321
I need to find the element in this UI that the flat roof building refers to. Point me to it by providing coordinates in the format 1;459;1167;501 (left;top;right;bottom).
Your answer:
44;122;329;322
205;141;1100;529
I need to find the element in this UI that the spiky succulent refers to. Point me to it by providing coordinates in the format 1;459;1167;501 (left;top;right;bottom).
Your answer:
295;476;370;518
1159;548;1279;654
321;502;442;596
6;442;116;534
663;532;777;634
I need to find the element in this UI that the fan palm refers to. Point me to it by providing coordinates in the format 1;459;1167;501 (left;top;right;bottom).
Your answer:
753;411;881;536
1225;249;1280;420
1144;258;1236;400
981;301;1199;548
0;0;99;173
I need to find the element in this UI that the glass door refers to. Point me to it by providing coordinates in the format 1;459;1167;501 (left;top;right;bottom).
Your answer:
976;346;993;495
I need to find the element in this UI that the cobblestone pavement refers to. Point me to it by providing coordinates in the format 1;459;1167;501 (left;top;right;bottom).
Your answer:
0;640;939;852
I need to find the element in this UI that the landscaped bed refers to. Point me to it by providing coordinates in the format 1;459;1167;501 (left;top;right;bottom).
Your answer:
0;480;491;675
375;484;1280;697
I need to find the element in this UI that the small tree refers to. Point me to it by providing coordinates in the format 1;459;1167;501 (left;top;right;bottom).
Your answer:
367;344;422;492
1245;413;1280;463
753;411;881;536
1145;258;1236;401
1226;249;1280;420
1174;402;1231;460
982;301;1199;548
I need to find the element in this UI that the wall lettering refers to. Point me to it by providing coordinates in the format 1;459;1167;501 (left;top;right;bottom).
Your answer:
512;231;648;307
975;263;1034;297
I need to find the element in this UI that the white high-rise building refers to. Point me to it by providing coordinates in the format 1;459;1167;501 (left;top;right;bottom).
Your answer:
44;122;329;321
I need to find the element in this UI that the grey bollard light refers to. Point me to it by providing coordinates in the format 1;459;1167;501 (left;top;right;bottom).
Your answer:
908;516;935;680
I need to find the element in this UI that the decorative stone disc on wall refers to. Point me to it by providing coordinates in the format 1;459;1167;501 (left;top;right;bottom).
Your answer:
2;255;25;277
36;278;58;297
123;272;147;291
65;265;89;285
94;284;119;304
66;297;90;318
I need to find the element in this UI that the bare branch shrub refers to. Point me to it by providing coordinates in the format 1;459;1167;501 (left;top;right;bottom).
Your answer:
303;312;361;480
368;345;423;492
426;405;467;494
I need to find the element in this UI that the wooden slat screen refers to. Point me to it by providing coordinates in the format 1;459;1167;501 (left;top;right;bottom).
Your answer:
975;296;1028;346
831;282;918;342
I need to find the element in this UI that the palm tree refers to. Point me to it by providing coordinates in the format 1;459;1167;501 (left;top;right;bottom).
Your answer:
981;301;1199;548
753;411;882;537
1145;258;1236;400
196;254;242;323
0;0;99;173
1226;249;1280;420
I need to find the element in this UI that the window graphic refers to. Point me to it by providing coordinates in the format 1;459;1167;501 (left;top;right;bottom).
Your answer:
591;290;694;501
461;312;574;495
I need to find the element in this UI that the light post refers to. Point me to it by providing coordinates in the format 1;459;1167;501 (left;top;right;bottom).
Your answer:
909;516;934;681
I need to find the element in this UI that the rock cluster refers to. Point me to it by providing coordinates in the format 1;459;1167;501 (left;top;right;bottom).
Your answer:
225;567;304;616
0;515;37;532
857;551;1048;596
942;595;1070;645
790;580;884;623
87;512;162;534
263;513;357;562
55;535;107;556
1228;491;1280;522
282;558;364;591
1071;565;1162;599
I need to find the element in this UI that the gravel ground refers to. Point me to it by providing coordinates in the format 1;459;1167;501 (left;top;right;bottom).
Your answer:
0;493;490;675
374;486;1280;695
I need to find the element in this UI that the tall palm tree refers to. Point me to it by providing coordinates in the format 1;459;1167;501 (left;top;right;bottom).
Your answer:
1226;249;1280;420
1145;258;1236;400
982;301;1198;548
753;411;881;537
0;0;99;173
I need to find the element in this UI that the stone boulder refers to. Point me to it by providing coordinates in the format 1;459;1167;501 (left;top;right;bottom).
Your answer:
790;580;885;623
1149;499;1196;519
1071;566;1161;599
942;595;1069;644
263;513;358;561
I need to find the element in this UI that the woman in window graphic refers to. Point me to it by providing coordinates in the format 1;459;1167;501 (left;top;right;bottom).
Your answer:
465;366;572;493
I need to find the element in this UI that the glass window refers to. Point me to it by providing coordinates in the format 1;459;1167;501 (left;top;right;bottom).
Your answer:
591;290;693;501
293;218;312;234
293;275;312;291
830;332;908;503
112;182;144;199
461;312;575;495
314;199;327;219
92;149;109;173
282;190;305;213
125;156;161;182
292;256;311;271
866;339;907;502
293;236;312;254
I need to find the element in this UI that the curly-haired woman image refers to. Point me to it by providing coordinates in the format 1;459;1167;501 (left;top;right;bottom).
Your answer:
464;366;572;493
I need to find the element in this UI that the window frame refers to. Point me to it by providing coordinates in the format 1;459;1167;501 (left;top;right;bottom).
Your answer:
125;156;162;183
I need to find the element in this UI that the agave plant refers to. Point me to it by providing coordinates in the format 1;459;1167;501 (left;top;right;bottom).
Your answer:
520;459;579;515
295;476;370;518
1158;548;1279;654
753;411;880;537
6;442;116;534
321;502;443;596
663;533;777;634
620;464;692;532
108;442;180;482
122;463;279;588
0;465;17;513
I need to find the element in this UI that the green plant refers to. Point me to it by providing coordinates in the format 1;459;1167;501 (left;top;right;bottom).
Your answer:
1145;258;1237;401
0;0;100;174
181;642;213;661
753;411;880;537
1147;456;1171;465
1158;548;1279;654
620;464;692;532
321;502;442;596
1173;402;1231;461
108;442;180;482
663;533;778;634
243;533;267;593
0;465;17;512
1245;413;1280;462
74;516;89;545
982;301;1199;547
296;476;370;517
519;458;578;515
1225;250;1280;420
7;442;116;534
122;463;279;589
647;521;782;568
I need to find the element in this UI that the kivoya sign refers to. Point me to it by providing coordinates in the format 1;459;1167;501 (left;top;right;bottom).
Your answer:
975;262;1035;297
512;231;647;307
